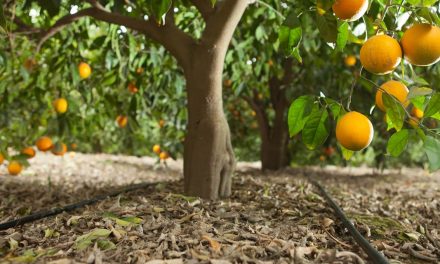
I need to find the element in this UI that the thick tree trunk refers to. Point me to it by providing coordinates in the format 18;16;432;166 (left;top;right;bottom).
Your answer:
183;46;235;200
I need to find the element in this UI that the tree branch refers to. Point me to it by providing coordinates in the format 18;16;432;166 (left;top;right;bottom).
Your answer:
36;8;95;53
189;0;215;21
202;0;249;55
36;5;195;69
244;93;270;140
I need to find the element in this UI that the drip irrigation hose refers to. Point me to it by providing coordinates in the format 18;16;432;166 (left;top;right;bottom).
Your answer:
309;178;389;264
0;181;158;231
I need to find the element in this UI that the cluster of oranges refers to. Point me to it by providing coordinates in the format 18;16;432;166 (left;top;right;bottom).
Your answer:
0;136;73;176
331;0;440;152
152;144;170;161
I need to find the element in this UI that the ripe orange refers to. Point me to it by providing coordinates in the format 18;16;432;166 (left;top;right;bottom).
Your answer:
159;151;169;160
411;107;424;119
268;60;274;67
53;98;68;114
344;55;357;67
136;67;144;74
401;24;440;66
23;58;37;72
128;82;138;94
71;143;78;150
332;0;368;21
52;143;67;156
8;161;22;176
158;119;165;128
36;136;53;151
223;79;232;87
251;111;256;117
0;154;4;165
116;115;128;128
336;111;374;151
375;81;409;111
360;35;402;74
21;147;36;158
152;144;161;154
78;62;92;79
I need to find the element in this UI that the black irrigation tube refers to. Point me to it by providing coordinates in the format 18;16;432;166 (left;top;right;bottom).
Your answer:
1;177;389;264
0;181;158;231
309;178;389;264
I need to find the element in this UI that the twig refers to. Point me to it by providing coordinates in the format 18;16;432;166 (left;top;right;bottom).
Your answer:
324;229;353;248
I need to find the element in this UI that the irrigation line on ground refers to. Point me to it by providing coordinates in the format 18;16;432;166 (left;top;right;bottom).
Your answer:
0;181;160;231
309;178;389;264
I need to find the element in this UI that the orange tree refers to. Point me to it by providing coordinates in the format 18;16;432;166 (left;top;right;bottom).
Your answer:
2;0;250;199
283;0;440;170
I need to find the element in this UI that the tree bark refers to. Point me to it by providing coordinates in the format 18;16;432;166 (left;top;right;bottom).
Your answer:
183;45;235;200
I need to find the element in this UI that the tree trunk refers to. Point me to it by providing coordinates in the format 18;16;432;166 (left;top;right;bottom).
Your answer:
183;45;235;200
261;124;289;170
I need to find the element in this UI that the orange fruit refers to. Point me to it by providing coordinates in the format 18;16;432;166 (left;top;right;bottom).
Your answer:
332;0;369;21
223;79;232;87
336;111;374;151
0;154;4;165
411;107;424;119
251;111;256;117
36;136;53;151
158;119;165;128
8;161;22;175
152;144;161;154
128;82;138;94
401;24;440;66
71;143;78;150
159;151;169;160
53;98;68;114
268;60;274;67
21;147;36;158
136;67;144;74
344;55;357;67
52;143;67;156
78;62;92;79
23;58;37;72
375;81;409;112
116;115;128;128
360;35;402;74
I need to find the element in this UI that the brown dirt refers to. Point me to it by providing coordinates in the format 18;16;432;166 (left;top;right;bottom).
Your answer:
0;153;439;263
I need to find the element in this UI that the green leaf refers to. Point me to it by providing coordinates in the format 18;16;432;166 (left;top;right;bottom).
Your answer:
278;12;303;59
408;87;432;99
74;229;112;251
407;0;438;6
147;0;172;24
383;94;405;131
409;96;426;110
424;136;440;171
387;129;409;157
336;22;349;51
302;108;330;150
103;212;143;227
97;239;116;250
424;93;440;117
340;144;354;160
288;95;314;137
316;13;337;43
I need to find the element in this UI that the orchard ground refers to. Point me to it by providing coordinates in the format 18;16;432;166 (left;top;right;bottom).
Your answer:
0;153;439;263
